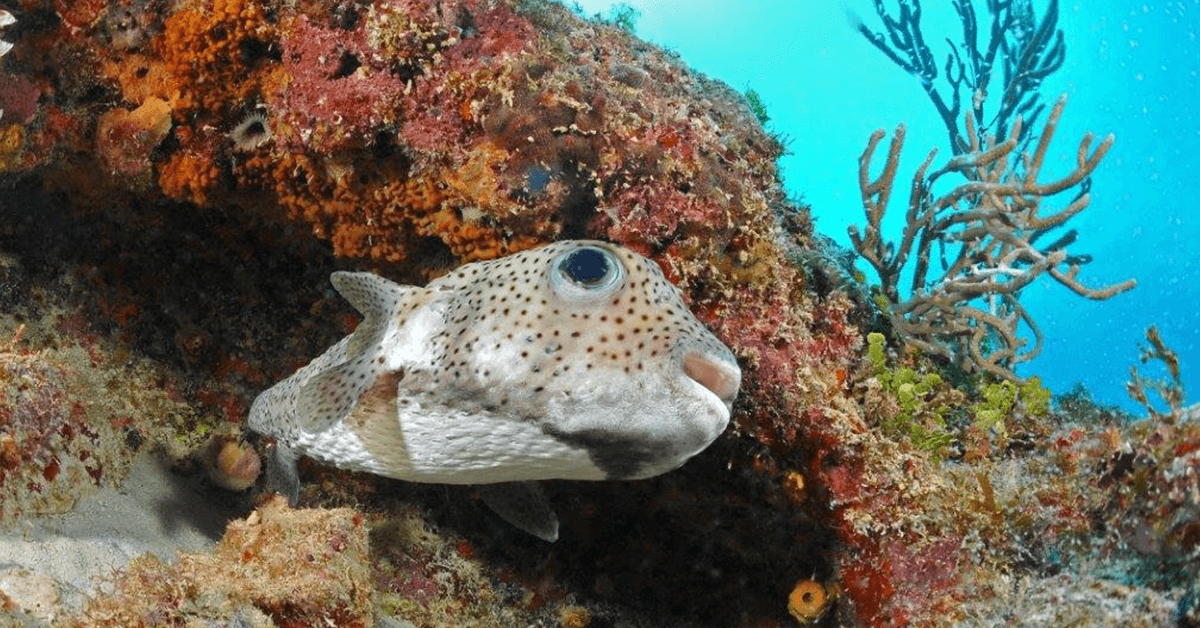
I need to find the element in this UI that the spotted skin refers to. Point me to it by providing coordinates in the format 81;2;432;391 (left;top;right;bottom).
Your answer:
248;240;741;536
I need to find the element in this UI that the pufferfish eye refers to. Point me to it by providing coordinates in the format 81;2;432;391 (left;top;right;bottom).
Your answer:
550;245;624;301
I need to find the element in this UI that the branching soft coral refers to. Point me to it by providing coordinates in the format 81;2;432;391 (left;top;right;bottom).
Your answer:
1127;325;1188;422
851;97;1135;380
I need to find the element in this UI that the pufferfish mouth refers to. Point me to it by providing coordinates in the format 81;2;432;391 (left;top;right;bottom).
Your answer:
682;350;741;407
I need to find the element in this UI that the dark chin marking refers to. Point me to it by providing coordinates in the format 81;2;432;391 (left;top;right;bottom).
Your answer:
543;427;667;479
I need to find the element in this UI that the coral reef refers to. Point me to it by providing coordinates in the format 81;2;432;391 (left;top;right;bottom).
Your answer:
5;0;789;274
0;0;1190;627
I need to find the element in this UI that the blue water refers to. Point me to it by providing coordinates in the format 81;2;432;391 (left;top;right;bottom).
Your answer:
573;0;1200;415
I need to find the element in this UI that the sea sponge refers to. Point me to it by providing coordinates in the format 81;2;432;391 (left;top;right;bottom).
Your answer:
96;97;172;177
155;0;274;118
788;579;832;624
55;0;108;30
158;150;220;205
203;436;261;492
267;14;408;154
101;53;179;109
0;123;23;172
0;73;43;126
100;0;166;51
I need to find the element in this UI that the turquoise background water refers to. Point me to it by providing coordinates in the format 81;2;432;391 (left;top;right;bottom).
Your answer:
572;0;1200;414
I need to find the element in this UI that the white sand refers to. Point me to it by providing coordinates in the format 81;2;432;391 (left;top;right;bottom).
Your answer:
0;453;245;622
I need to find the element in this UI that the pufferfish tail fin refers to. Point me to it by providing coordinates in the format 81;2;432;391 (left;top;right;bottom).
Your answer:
265;441;302;505
294;272;414;433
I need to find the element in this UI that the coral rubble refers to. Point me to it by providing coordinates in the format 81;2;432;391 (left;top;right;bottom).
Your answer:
71;496;374;627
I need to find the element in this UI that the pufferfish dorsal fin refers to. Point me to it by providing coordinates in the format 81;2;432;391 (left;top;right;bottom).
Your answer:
294;271;416;432
329;271;415;358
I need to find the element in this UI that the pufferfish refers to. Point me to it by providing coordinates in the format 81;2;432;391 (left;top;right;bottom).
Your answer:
247;240;741;541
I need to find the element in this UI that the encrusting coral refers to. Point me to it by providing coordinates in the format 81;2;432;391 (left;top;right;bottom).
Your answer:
0;273;216;525
0;0;1189;626
95;96;172;179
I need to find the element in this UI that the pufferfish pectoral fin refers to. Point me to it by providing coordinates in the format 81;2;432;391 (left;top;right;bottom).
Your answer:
477;482;560;542
293;271;417;433
295;358;384;433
